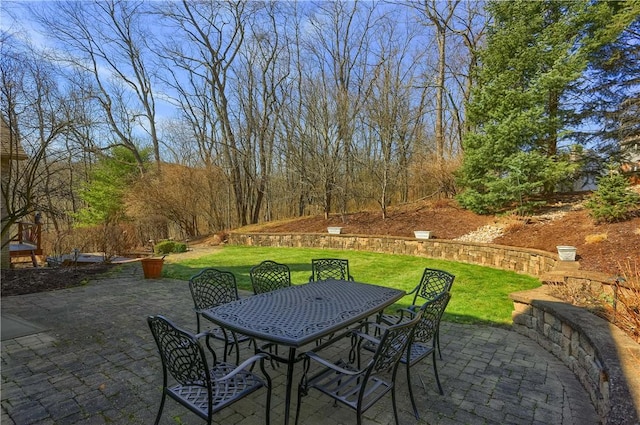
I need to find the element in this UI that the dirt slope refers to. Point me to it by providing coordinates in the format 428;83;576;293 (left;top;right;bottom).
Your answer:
245;197;640;277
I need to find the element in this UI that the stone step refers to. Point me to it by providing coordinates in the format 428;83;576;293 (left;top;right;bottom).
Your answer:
540;261;581;283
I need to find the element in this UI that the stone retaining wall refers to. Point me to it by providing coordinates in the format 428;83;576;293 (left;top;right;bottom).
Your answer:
228;232;557;276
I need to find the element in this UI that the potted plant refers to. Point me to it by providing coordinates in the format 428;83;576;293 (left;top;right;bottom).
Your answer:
141;255;166;279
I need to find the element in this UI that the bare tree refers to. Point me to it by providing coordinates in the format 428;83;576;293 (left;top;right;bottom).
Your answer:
0;36;72;252
159;1;253;226
361;15;428;218
32;0;161;170
446;1;486;138
302;0;378;219
236;2;290;224
413;0;461;164
159;1;290;227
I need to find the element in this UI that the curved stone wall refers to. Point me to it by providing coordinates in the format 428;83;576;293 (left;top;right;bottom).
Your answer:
511;288;640;425
228;232;557;276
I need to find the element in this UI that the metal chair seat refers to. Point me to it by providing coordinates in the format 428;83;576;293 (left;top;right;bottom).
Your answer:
304;358;393;410
167;361;262;415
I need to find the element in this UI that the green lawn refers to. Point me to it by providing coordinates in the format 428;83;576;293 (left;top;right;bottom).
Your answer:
163;245;540;326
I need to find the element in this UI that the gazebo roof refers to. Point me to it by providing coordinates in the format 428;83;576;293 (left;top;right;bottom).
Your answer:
1;117;28;161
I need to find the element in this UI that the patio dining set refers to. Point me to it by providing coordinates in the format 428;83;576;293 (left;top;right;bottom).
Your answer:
147;258;455;425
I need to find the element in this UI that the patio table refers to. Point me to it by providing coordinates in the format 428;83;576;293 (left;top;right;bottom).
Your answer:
202;278;405;425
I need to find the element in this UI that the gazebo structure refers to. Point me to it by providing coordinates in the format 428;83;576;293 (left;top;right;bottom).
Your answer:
1;118;41;269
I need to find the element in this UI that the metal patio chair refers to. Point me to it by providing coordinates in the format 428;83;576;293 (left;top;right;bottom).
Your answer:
189;268;250;364
309;258;354;282
294;311;423;425
250;260;292;294
147;315;272;425
380;267;454;359
368;291;451;419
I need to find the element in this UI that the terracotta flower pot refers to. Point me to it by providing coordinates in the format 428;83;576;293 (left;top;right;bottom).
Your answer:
141;257;164;279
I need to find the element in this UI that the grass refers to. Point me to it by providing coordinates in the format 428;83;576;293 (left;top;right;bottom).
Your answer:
163;245;541;326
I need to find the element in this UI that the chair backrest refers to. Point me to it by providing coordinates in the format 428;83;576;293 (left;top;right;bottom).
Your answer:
412;268;455;305
147;315;213;387
368;311;422;375
189;268;239;310
250;260;291;294
412;291;451;344
310;258;353;282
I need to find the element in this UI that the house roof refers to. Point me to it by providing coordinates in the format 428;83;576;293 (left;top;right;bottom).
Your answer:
0;117;28;161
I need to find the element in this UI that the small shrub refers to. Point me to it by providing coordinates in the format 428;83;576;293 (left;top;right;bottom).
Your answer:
585;171;640;223
154;240;175;255
154;240;187;254
502;218;527;233
551;260;640;344
584;233;607;244
173;242;187;253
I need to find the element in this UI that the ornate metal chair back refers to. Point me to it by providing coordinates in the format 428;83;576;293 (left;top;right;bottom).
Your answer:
310;258;354;282
189;268;239;310
250;260;291;294
413;291;451;344
413;268;455;304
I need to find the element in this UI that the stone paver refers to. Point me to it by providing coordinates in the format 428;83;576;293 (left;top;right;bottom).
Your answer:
1;264;600;424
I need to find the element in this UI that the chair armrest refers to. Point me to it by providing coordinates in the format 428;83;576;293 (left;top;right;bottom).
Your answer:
214;353;271;382
351;329;382;346
393;306;419;323
305;352;363;376
310;328;353;353
379;306;415;325
351;320;388;335
196;331;212;339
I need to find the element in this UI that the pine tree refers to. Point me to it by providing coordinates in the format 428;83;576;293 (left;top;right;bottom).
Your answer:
457;0;638;214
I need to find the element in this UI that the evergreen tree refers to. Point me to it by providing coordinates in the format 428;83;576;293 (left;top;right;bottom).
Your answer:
574;7;640;157
75;146;150;226
585;169;640;223
457;0;638;214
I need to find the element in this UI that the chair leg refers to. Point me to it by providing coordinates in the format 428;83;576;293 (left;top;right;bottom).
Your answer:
265;383;272;425
294;384;304;425
391;384;400;425
406;361;420;419
436;330;443;360
153;392;166;425
433;350;443;395
229;332;241;365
